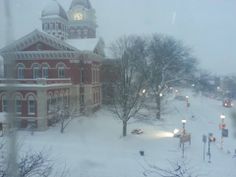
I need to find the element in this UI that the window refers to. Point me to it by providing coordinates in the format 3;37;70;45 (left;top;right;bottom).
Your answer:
15;95;22;114
28;95;36;115
92;68;95;83
2;95;7;112
32;64;41;79
47;94;53;113
58;66;65;78
63;92;69;106
42;66;49;78
80;94;84;106
17;64;24;79
80;68;84;83
55;23;58;30
49;23;53;30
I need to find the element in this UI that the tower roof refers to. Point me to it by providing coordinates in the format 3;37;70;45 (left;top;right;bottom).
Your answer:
41;0;68;20
70;0;92;10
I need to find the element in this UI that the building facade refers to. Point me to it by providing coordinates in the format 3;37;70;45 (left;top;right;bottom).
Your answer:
0;0;102;130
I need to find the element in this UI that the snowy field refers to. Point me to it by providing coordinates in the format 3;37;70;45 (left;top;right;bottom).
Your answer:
17;89;236;177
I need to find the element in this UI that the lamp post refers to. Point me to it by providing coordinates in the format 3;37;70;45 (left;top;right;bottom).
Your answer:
182;119;186;134
220;114;226;150
186;96;190;107
181;119;186;158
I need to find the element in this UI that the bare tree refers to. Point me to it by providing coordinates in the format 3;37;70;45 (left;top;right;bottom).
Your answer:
147;34;197;119
143;161;200;177
110;35;147;136
0;142;68;177
57;105;78;134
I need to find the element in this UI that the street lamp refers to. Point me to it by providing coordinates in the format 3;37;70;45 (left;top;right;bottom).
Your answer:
185;96;190;107
181;119;187;158
142;89;146;94
182;119;186;134
220;114;225;121
220;114;226;149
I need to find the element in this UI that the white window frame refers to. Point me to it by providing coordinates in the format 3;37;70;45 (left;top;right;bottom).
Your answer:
2;95;7;112
28;95;36;115
33;66;40;79
42;66;49;78
58;66;65;78
18;66;24;79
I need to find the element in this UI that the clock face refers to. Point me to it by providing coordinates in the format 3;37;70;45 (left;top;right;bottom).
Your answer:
73;12;83;21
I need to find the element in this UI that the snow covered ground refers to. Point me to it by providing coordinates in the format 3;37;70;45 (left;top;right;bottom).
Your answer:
17;89;236;177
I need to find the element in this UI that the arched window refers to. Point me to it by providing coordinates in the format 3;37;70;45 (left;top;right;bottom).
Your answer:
42;63;49;78
28;95;36;115
80;68;84;83
2;95;8;112
32;63;40;79
57;63;65;78
15;95;22;114
17;63;25;79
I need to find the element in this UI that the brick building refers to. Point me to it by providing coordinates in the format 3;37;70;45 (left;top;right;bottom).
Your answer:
0;0;103;130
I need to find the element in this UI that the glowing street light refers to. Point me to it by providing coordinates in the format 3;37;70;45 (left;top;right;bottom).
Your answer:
182;119;187;123
220;114;226;120
142;89;146;94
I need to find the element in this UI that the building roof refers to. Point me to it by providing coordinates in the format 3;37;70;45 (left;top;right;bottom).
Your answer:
66;38;99;51
70;0;92;10
0;29;79;53
41;0;68;20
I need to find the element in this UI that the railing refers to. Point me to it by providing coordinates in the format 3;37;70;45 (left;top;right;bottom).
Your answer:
0;78;72;85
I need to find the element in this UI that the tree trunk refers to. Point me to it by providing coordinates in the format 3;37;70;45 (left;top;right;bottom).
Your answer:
60;120;64;133
156;96;161;119
123;120;127;137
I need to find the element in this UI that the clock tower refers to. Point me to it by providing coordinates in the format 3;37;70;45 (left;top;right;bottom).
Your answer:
67;0;97;39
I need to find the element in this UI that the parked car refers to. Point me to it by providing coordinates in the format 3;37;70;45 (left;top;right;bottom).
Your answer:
131;129;144;135
223;99;233;108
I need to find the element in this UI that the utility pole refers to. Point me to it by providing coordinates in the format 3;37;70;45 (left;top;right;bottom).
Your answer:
202;135;207;161
4;0;18;176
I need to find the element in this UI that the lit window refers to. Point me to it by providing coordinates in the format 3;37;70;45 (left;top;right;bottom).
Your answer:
28;95;36;115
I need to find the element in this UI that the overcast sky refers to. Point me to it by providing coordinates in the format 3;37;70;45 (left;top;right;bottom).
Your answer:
0;0;236;75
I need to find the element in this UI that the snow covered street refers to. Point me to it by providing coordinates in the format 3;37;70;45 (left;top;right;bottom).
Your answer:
17;89;236;177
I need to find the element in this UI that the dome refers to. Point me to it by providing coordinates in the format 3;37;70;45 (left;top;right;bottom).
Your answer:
41;0;68;20
70;0;92;10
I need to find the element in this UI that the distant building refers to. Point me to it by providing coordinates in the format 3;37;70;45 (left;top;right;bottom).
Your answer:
0;0;102;130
